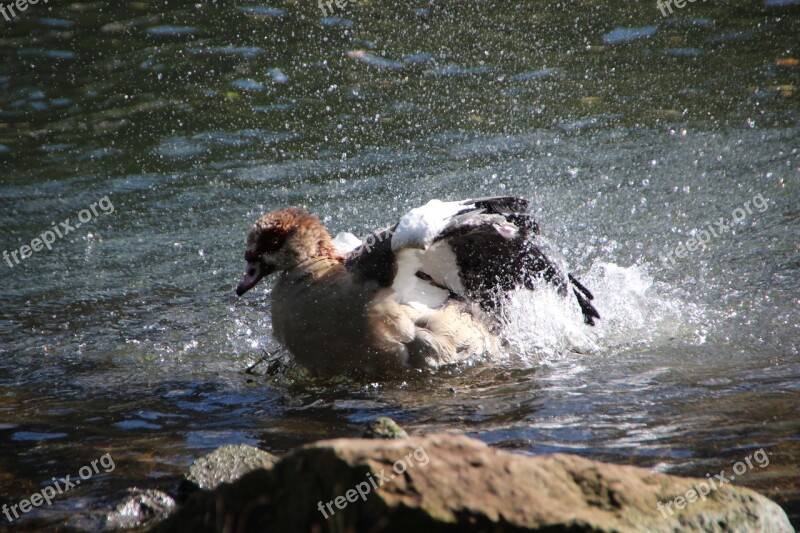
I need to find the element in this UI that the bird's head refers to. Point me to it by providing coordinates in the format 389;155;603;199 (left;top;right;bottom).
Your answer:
236;208;338;296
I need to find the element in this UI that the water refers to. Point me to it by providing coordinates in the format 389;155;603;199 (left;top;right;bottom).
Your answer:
0;0;798;529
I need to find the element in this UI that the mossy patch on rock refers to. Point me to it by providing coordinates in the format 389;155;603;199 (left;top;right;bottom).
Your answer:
362;417;409;439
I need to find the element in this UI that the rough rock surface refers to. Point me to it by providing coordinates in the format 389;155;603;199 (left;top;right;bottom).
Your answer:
66;488;175;531
185;443;279;491
362;417;410;439
152;434;793;532
106;488;176;530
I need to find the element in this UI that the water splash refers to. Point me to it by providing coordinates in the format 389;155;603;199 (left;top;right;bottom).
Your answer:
499;262;692;366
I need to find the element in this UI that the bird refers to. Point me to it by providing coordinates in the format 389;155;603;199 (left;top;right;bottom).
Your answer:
235;196;599;376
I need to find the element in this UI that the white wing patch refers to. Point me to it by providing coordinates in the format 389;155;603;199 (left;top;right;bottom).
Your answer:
419;240;466;295
391;199;466;252
389;199;477;309
391;248;450;309
493;222;518;239
332;231;362;254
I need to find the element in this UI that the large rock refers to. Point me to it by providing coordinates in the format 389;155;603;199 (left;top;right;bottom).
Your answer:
184;443;279;491
66;488;175;531
362;417;409;439
105;488;176;530
152;434;794;532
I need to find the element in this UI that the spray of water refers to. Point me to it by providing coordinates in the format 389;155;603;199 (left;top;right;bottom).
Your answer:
498;262;691;366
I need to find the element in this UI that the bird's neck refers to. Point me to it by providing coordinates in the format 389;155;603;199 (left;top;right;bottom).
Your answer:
279;255;342;287
291;216;345;264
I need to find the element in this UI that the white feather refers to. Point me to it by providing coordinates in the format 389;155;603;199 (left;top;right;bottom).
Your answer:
419;241;466;294
392;248;450;308
391;199;466;252
332;231;362;254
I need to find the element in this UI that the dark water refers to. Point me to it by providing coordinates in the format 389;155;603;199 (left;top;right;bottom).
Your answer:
1;0;799;530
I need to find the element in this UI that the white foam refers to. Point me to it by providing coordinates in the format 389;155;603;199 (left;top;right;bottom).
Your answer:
496;261;692;366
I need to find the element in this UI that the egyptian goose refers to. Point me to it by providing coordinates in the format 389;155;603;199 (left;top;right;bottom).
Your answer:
236;196;599;376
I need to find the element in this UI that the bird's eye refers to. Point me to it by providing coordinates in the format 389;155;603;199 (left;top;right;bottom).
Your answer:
259;232;283;252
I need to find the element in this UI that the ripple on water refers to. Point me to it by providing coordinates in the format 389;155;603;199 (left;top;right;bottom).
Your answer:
37;18;75;28
602;26;658;45
155;136;209;158
663;17;714;27
764;0;800;6
193;130;297;147
188;45;264;58
510;69;564;81
146;25;197;37
320;17;355;27
403;53;435;65
237;6;287;17
252;103;296;113
424;64;494;77
11;431;68;441
267;68;289;84
18;49;76;59
231;79;265;91
710;30;756;43
662;48;704;57
347;51;405;69
114;420;162;430
39;143;76;153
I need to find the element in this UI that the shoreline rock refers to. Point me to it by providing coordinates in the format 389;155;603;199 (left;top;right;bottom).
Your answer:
362;417;409;439
151;433;794;532
183;443;279;492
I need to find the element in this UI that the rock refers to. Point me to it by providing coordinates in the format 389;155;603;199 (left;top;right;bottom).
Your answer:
185;444;279;491
67;488;174;531
106;488;175;530
151;434;794;532
362;417;409;439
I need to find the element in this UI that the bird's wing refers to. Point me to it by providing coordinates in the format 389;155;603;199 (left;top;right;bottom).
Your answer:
345;196;599;324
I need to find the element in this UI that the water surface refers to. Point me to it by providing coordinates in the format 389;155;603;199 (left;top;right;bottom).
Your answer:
0;0;798;529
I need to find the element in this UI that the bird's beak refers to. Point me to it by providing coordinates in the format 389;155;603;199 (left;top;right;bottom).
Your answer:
236;261;273;296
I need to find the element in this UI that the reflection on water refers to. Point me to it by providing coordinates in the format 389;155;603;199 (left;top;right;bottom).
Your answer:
0;0;798;529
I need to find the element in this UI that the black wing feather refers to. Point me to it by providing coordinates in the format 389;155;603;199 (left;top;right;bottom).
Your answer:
344;226;396;287
343;196;600;325
440;198;600;325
